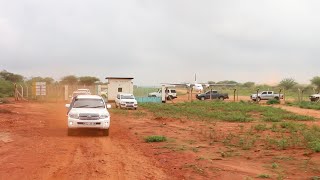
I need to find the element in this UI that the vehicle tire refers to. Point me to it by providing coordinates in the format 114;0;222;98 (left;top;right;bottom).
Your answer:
67;129;75;136
152;95;157;97
102;129;109;136
257;97;261;102
201;97;205;101
219;96;224;100
167;95;173;100
274;97;279;100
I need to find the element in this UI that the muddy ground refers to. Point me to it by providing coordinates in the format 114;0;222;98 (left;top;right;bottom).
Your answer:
0;97;320;180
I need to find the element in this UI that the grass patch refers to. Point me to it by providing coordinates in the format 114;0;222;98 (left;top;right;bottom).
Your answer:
144;135;167;143
132;110;147;117
257;174;271;178
286;101;320;110
140;101;313;122
272;162;279;169
303;125;320;152
267;99;280;105
254;124;268;131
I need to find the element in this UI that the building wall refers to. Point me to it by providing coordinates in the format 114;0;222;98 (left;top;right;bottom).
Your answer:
107;79;133;101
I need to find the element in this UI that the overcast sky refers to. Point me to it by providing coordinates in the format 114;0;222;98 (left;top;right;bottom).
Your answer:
1;0;320;85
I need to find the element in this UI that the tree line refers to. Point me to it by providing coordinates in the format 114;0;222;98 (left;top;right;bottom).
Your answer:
0;70;101;86
210;77;320;91
0;70;102;97
2;69;320;97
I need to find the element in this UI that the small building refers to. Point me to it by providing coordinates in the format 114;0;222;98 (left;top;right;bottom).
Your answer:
105;77;134;101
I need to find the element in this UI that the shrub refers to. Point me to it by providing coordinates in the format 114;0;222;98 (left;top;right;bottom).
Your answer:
144;136;167;143
267;99;280;105
257;174;271;178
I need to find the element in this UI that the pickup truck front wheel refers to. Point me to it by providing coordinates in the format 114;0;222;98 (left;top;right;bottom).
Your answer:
200;97;205;101
219;96;224;100
257;97;261;102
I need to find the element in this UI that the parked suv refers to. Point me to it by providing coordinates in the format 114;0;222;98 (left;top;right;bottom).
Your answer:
115;93;138;109
148;89;177;100
66;95;111;136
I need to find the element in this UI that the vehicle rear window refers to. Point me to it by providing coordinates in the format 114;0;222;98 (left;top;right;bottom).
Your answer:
73;99;105;108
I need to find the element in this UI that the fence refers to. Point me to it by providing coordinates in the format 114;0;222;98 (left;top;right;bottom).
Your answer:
136;97;162;103
11;83;319;103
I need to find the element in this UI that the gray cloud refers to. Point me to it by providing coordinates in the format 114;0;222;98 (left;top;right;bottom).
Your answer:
1;0;320;85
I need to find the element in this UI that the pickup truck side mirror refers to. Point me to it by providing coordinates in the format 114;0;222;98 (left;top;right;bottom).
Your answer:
65;104;70;108
106;104;112;109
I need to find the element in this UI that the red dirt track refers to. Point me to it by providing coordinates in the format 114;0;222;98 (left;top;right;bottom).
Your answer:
0;102;168;180
1;100;320;180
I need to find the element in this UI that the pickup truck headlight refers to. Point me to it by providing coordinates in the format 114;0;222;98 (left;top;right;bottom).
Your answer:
100;114;109;119
69;113;79;119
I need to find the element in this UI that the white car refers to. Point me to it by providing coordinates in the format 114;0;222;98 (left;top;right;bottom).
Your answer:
66;95;111;136
148;89;177;100
115;93;138;110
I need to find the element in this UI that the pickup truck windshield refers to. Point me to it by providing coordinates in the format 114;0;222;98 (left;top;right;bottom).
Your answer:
73;99;105;108
121;95;135;99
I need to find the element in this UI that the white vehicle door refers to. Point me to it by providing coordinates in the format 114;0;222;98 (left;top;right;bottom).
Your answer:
267;91;273;99
260;91;268;99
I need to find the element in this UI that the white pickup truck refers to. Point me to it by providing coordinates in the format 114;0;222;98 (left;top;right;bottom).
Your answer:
250;91;284;101
309;93;320;102
148;89;177;100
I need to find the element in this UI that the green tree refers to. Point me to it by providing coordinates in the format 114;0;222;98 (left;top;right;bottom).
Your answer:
279;78;297;90
243;82;255;88
0;79;14;97
311;76;320;90
0;70;24;83
217;80;238;85
79;76;100;86
60;75;78;85
28;77;55;85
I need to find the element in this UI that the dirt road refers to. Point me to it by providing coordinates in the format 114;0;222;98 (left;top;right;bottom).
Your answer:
1;101;320;180
0;102;169;180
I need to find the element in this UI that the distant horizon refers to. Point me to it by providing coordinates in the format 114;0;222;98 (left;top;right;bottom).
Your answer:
2;68;316;87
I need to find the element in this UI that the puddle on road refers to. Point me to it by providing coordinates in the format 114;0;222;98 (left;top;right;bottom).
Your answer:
0;132;13;143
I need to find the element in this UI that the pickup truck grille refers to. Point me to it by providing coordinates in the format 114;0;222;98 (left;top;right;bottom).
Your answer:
126;102;134;104
79;113;100;120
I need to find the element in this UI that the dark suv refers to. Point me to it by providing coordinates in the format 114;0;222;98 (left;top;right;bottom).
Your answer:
196;90;229;100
